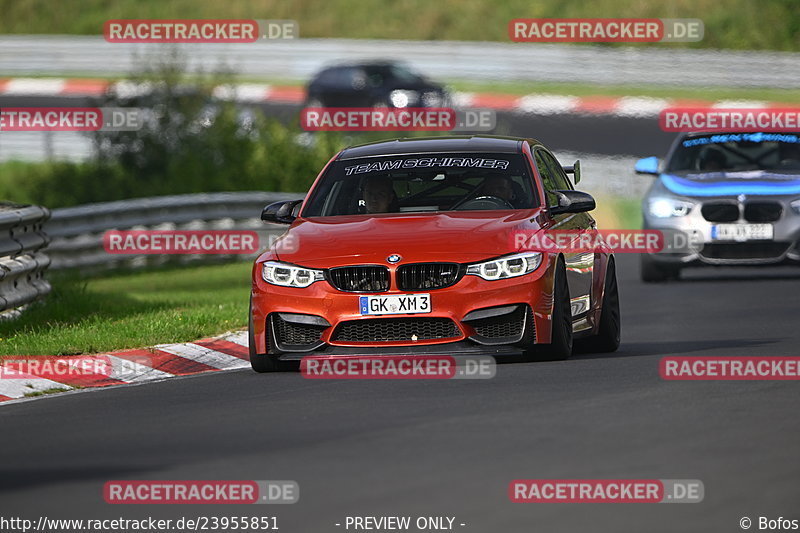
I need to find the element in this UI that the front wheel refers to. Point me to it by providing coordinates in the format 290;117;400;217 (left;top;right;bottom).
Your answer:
577;258;621;353
520;258;573;362
249;307;295;373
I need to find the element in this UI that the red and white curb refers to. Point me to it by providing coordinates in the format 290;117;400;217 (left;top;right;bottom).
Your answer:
0;330;250;404
0;77;786;118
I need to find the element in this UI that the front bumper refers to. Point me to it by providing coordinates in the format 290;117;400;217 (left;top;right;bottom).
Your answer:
251;263;553;357
643;195;800;266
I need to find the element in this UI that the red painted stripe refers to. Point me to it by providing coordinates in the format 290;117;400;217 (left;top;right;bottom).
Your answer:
194;339;249;360
266;85;305;103
470;93;521;110
574;96;620;114
29;371;122;388
0;395;13;402
119;348;219;375
61;79;110;96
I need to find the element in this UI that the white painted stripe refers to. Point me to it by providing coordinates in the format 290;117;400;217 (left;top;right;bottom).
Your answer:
451;91;475;108
0;368;71;398
711;99;769;109
614;96;671;117
223;330;250;348
109;80;155;99
516;94;579;115
103;355;175;383
154;343;249;370
3;78;66;95
212;83;271;102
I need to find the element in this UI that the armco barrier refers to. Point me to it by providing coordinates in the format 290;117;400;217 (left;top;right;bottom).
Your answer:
0;203;51;315
45;192;304;270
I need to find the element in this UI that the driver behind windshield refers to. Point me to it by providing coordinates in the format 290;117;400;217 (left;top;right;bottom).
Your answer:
699;147;727;171
362;175;398;213
482;175;515;203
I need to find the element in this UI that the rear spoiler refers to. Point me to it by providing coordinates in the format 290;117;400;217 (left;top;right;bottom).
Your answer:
562;160;581;184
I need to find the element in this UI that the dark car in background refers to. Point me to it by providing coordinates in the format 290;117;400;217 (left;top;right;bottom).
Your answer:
305;61;449;108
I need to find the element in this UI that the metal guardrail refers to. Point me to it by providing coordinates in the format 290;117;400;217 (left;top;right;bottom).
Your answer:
0;203;51;315
46;192;304;270
1;36;799;88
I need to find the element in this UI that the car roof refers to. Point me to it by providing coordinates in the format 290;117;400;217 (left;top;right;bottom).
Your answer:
320;61;408;71
338;136;537;160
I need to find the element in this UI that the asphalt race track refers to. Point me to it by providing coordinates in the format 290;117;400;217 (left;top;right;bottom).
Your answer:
1;254;799;532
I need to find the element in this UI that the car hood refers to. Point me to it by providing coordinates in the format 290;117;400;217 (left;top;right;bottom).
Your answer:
660;170;800;197
266;209;545;268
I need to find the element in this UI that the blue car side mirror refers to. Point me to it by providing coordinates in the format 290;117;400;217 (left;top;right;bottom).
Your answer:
635;156;660;175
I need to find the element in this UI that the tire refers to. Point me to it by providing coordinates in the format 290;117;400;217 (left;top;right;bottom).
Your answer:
577;258;621;353
640;254;681;282
249;305;294;373
520;258;573;362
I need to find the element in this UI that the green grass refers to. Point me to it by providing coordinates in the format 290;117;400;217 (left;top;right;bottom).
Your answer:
0;262;252;357
0;0;798;51
23;387;73;397
592;197;642;230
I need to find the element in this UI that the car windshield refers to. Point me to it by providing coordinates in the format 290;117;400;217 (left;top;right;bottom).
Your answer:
667;132;800;173
302;152;538;217
363;64;423;86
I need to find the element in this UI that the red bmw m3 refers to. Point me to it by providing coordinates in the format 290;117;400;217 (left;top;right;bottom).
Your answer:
249;136;620;371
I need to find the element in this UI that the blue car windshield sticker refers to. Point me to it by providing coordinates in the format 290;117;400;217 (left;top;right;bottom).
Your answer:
682;132;800;148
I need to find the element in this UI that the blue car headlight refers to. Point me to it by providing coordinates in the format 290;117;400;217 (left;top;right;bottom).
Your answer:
647;197;694;218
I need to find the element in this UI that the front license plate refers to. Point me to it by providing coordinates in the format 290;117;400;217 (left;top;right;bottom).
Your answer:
711;224;773;242
359;294;431;315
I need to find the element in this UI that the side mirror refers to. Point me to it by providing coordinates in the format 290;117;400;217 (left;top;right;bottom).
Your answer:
261;200;303;224
563;159;581;184
549;190;595;215
635;156;660;175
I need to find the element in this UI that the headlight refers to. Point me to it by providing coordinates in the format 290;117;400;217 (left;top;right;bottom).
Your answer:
648;197;693;218
791;198;800;214
389;90;418;108
262;261;324;288
466;252;542;281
